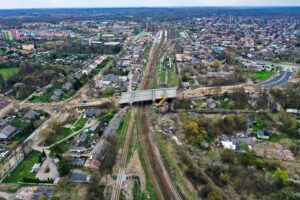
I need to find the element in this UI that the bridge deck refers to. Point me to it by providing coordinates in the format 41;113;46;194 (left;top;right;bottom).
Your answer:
119;88;177;105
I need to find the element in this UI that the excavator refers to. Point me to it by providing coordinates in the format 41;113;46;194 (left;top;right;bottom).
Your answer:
155;95;169;113
155;95;167;107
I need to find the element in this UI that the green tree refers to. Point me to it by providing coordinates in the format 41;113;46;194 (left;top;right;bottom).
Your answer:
273;168;289;186
226;52;236;65
38;195;48;200
211;59;221;69
48;119;63;134
279;113;298;137
221;149;235;164
0;74;5;90
58;177;69;188
237;151;255;166
40;128;56;145
58;159;71;176
15;84;29;99
184;120;204;145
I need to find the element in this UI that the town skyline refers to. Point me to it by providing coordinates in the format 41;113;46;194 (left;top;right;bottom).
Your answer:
1;0;300;9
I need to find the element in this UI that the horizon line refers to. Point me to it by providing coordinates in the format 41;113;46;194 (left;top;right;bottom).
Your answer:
1;5;300;10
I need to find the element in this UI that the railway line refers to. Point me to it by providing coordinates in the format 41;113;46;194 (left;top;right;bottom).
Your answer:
111;108;136;200
110;29;182;200
137;29;183;200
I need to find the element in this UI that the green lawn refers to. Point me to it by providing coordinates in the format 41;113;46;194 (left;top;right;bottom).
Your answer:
54;128;73;143
12;118;29;129
269;133;300;143
219;99;230;110
50;140;73;156
29;89;54;103
167;68;177;87
160;68;166;84
117;111;131;150
250;114;265;133
45;127;73;146
4;151;42;183
99;88;115;98
0;67;19;80
253;71;274;81
132;181;140;200
29;84;72;103
72;118;88;132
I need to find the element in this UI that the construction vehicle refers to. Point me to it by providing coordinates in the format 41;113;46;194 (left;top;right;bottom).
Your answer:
155;95;167;107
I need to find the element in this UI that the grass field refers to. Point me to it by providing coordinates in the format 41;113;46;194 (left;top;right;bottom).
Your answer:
72;118;88;132
29;84;72;103
50;140;73;156
250;115;264;133
253;71;274;81
0;67;19;80
54;128;73;143
4;151;42;183
117;111;131;150
132;181;140;200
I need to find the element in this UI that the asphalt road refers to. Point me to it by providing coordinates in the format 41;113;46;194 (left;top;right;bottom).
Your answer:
262;71;293;89
0;191;12;200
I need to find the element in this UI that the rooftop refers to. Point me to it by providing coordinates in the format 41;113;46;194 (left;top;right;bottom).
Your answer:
0;100;11;110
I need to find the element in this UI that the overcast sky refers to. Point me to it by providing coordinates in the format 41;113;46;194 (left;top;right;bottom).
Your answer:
0;0;300;9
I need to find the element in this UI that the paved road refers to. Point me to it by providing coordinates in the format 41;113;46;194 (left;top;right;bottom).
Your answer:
261;71;285;86
262;71;293;89
0;191;12;200
36;156;59;181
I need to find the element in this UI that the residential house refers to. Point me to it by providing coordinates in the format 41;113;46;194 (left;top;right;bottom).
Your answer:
24;110;40;120
69;169;90;182
51;89;63;101
257;130;270;140
72;158;86;167
207;98;217;109
69;146;86;154
62;82;73;91
0;125;18;141
221;141;236;150
74;133;87;146
84;109;102;117
85;159;100;169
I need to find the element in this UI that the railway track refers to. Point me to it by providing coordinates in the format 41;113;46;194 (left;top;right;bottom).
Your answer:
111;108;136;200
138;107;182;200
111;30;170;200
111;29;182;200
137;29;183;200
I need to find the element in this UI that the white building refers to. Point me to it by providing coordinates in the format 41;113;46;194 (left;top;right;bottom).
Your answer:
221;141;236;150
